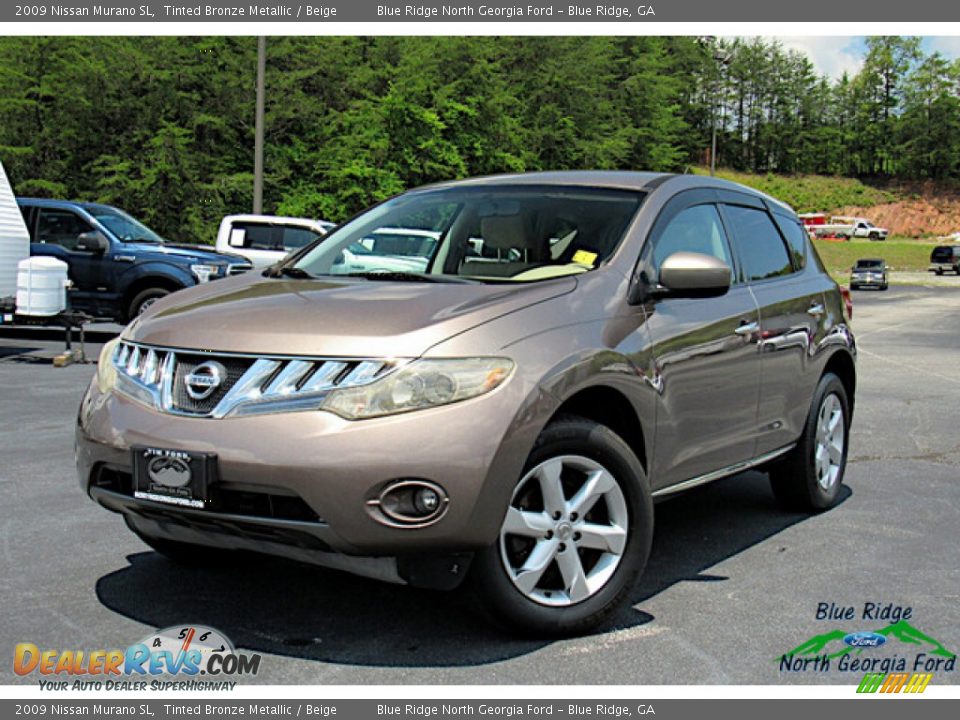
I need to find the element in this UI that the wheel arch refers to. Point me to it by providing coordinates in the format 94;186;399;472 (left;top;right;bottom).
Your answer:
121;273;186;320
823;349;856;418
547;385;648;473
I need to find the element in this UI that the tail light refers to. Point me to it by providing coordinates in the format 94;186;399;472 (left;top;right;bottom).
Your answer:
839;287;853;321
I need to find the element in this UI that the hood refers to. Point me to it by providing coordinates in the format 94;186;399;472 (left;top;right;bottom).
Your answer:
125;242;249;264
127;273;576;358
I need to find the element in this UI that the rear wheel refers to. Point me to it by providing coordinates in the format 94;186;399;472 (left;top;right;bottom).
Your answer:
768;373;850;512
472;416;653;636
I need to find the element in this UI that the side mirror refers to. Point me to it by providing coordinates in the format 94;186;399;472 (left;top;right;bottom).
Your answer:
76;231;108;254
657;251;731;298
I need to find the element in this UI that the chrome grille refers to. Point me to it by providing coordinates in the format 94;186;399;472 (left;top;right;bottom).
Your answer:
111;340;398;418
172;353;255;414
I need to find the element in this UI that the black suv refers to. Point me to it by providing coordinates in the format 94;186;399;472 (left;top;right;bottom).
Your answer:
929;245;960;276
17;198;251;320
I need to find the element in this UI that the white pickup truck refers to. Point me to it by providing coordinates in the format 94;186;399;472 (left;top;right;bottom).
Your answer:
809;216;889;241
215;214;335;269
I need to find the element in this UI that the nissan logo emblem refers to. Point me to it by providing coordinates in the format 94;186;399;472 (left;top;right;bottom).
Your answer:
184;361;227;401
146;456;192;488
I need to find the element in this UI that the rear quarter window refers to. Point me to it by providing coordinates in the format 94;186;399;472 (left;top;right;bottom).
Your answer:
773;213;808;271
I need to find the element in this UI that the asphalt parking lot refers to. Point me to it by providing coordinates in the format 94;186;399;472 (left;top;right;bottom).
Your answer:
1;286;958;686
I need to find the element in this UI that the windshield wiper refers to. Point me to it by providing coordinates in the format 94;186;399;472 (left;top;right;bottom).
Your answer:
340;271;478;284
263;266;316;279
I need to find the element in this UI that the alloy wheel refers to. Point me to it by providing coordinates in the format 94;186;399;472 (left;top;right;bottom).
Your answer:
499;455;629;607
814;393;845;490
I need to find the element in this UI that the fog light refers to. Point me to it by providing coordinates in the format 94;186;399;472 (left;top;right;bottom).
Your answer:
414;487;440;514
374;480;449;526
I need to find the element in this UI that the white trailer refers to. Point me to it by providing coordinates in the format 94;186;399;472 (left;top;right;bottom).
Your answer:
0;160;31;315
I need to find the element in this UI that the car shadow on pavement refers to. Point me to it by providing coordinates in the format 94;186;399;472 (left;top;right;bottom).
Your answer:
95;470;849;668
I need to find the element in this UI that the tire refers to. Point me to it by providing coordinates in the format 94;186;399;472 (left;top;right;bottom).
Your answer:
126;518;237;567
869;232;879;240
471;415;653;637
880;282;888;291
936;268;944;276
768;372;850;512
127;286;172;320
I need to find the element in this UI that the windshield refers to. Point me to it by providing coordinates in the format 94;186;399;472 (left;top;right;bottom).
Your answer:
855;260;883;269
293;185;644;283
92;208;166;243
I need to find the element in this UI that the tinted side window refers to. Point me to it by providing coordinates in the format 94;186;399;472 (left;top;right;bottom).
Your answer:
36;209;93;251
281;227;322;250
19;205;36;239
233;223;277;251
652;204;734;278
724;205;792;281
774;214;808;270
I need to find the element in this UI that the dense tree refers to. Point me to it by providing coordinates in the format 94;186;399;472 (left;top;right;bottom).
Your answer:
0;36;958;244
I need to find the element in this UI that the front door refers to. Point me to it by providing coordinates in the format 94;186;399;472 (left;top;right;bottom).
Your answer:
641;196;763;490
31;207;107;313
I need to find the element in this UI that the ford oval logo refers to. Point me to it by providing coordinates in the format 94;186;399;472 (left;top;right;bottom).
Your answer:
184;361;226;401
843;632;887;648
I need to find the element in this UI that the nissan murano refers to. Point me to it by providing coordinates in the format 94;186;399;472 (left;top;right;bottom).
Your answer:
78;172;856;635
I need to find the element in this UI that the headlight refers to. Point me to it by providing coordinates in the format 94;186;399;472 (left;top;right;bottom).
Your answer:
190;264;221;282
321;357;514;420
97;338;120;394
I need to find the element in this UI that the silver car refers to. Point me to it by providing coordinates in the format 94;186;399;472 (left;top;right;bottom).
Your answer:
78;172;856;635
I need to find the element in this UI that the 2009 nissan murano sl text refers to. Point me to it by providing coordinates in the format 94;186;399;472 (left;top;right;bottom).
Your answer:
77;172;856;635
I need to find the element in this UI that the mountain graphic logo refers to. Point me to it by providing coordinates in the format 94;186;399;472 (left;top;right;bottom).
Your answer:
780;620;956;661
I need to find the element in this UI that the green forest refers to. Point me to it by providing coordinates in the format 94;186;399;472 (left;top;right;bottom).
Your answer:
1;36;958;243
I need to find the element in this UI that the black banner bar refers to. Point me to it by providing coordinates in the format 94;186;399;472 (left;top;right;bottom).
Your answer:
3;0;960;23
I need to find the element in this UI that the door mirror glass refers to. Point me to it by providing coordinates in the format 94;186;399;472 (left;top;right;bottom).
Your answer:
658;251;731;297
75;231;109;254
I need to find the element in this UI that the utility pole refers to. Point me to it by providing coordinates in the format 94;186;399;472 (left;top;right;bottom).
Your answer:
710;46;729;177
253;36;265;214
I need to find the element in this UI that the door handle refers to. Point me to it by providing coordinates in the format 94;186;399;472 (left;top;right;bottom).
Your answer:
807;303;825;317
734;321;759;336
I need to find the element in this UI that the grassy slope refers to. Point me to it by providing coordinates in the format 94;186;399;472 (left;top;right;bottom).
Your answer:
689;167;897;214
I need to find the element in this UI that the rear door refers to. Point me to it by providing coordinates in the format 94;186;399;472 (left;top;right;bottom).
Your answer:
642;190;763;489
720;194;827;455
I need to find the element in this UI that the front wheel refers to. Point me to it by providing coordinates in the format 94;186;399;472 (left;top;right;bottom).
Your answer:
768;372;850;512
127;286;173;320
471;416;653;636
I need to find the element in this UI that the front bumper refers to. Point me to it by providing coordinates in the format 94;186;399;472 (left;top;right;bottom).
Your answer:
850;274;885;287
77;374;535;560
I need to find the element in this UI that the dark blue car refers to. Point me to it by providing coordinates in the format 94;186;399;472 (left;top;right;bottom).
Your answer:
17;198;251;320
